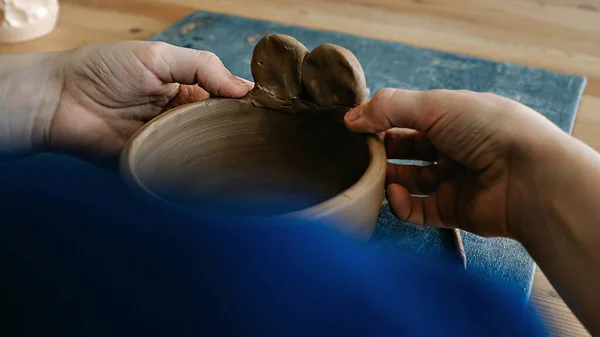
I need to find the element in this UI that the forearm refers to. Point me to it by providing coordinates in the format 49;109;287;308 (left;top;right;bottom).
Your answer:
0;52;62;158
513;132;600;336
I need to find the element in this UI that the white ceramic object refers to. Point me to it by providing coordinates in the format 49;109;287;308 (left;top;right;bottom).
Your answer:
0;0;59;43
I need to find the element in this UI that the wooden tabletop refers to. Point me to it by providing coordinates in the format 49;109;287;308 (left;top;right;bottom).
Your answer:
1;0;596;335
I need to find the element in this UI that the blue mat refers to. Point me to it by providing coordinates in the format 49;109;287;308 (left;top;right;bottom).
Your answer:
148;11;587;301
0;11;585;304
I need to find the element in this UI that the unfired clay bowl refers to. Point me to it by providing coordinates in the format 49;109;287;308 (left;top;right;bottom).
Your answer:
120;98;386;239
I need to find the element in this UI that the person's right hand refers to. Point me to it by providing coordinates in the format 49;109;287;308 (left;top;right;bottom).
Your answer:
344;89;578;238
346;88;600;336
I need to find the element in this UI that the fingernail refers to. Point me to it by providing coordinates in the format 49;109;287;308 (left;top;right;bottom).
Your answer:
345;107;362;122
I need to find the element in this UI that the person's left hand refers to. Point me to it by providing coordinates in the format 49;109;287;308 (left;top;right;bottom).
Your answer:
52;41;253;165
0;41;252;166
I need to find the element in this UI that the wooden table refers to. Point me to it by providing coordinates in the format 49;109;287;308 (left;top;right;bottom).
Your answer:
1;0;596;335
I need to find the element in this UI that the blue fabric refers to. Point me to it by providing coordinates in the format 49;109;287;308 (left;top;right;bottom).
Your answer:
0;155;547;336
149;10;587;301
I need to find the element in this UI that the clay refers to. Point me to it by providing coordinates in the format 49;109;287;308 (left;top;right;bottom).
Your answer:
250;34;309;101
247;89;350;124
247;34;367;118
302;43;367;107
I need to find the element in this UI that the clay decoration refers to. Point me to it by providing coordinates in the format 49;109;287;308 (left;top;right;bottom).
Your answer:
0;0;59;44
246;34;367;122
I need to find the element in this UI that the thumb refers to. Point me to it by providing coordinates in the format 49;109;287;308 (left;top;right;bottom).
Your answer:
144;42;254;98
345;88;545;172
344;88;425;134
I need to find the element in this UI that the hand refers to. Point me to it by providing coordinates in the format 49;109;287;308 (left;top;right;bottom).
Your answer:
0;41;253;166
51;41;253;166
344;89;573;238
345;88;600;334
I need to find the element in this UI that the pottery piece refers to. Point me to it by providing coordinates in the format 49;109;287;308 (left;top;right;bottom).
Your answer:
0;0;59;43
120;34;386;239
121;99;385;238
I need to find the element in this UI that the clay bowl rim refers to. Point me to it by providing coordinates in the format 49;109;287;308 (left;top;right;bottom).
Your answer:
120;98;387;218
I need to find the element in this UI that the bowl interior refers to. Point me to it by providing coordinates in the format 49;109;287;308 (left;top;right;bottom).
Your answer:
124;99;371;216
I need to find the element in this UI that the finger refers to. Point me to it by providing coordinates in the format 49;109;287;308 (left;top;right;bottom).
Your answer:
344;88;423;133
386;184;444;227
384;128;436;161
344;88;516;171
344;88;475;135
163;84;211;111
145;42;254;98
435;155;465;228
386;163;438;195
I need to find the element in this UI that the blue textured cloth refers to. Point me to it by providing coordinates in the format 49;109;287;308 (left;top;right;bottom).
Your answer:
148;10;587;301
0;156;547;336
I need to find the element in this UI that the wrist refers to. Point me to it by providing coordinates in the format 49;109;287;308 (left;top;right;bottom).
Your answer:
508;123;600;245
0;51;64;158
508;120;600;335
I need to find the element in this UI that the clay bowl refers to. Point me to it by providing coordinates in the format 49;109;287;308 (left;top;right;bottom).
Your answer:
120;98;386;239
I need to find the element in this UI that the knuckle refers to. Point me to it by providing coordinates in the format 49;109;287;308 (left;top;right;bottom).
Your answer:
195;50;223;66
141;42;170;70
420;90;446;115
421;89;477;115
373;87;397;98
371;88;397;105
369;87;397;115
477;92;519;115
146;41;169;56
423;89;454;102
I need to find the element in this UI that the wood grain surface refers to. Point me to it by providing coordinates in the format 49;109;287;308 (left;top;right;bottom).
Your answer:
1;0;596;335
